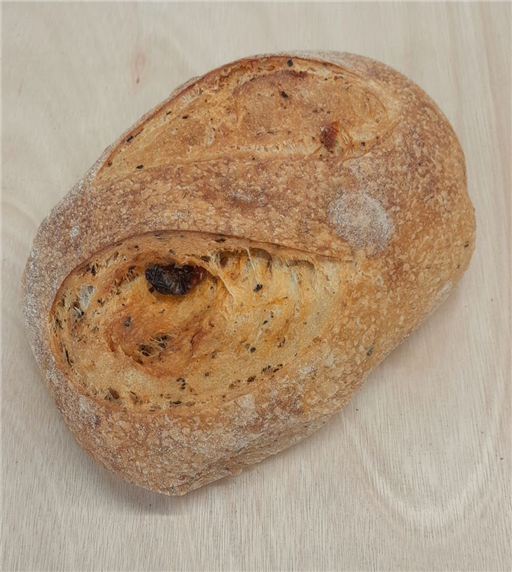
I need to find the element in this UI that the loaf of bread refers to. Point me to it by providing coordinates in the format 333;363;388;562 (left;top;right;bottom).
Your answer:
23;52;475;495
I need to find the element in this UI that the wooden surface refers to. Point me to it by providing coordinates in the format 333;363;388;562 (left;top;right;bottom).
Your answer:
2;3;510;571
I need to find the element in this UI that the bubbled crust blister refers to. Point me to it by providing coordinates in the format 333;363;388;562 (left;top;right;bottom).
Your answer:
23;52;475;495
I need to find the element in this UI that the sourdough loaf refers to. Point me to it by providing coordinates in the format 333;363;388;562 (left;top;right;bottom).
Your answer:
22;52;476;495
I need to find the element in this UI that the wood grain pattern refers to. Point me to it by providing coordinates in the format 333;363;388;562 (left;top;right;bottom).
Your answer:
2;3;510;571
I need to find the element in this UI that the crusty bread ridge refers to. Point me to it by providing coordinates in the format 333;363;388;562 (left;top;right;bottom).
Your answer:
22;52;475;495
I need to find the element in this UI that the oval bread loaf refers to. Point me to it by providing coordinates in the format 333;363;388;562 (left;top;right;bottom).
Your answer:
23;52;476;495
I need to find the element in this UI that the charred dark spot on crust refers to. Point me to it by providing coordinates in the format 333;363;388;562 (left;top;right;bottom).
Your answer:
366;345;374;357
247;376;256;383
320;121;339;152
281;90;289;98
145;263;206;295
124;316;132;327
125;130;142;144
136;164;144;169
464;241;470;248
287;59;293;67
253;284;263;292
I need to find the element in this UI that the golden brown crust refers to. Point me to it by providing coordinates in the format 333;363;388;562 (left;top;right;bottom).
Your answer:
22;52;475;495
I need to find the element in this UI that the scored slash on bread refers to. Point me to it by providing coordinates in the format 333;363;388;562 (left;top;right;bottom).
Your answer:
22;52;475;495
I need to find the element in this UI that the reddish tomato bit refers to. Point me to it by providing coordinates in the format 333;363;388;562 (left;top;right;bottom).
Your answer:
320;121;339;152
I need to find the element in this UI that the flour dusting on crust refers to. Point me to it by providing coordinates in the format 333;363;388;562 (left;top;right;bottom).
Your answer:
328;192;393;251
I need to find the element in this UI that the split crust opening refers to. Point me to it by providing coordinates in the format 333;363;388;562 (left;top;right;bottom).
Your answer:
50;231;344;411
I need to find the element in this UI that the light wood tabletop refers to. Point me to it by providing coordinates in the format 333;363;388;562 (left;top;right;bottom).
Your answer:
2;3;510;571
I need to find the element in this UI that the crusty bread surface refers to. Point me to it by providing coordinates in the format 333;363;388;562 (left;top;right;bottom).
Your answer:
23;52;476;495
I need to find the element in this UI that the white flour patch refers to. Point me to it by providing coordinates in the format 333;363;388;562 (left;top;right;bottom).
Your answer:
228;190;253;203
435;280;453;304
78;284;96;310
299;364;316;377
328;192;392;251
